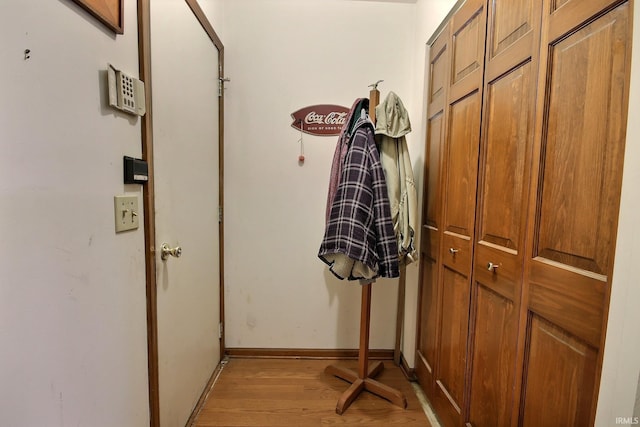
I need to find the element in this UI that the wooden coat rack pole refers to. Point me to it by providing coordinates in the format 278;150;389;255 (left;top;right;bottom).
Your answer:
394;266;406;366
324;86;407;415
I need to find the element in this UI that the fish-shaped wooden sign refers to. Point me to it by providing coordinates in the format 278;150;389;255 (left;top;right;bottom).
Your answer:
291;104;350;136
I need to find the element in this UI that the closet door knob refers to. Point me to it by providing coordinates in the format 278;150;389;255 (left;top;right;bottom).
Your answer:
487;262;499;271
449;248;459;255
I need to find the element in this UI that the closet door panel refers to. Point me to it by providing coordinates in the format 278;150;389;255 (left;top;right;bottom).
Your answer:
428;33;449;113
417;26;450;396
468;285;517;427
468;1;541;425
490;0;534;59
548;0;626;39
434;2;487;425
485;0;537;82
528;266;605;347
417;111;446;390
441;0;486;295
520;315;598;427
469;50;536;427
485;34;533;84
473;62;533;299
425;113;445;231
442;231;471;274
451;0;486;86
424;29;449;234
477;64;532;252
418;258;439;379
474;247;519;302
528;1;629;343
443;92;481;240
419;108;449;401
440;88;480;295
521;0;631;423
535;6;628;276
435;266;471;426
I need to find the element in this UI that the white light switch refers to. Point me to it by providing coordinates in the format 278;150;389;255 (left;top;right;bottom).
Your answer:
114;195;139;232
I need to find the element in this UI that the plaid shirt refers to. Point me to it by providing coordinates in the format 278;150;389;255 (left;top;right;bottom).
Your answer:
325;98;368;222
318;117;400;281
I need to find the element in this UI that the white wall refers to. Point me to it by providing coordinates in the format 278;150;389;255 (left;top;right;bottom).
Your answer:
199;0;226;41
220;0;427;350
0;1;149;426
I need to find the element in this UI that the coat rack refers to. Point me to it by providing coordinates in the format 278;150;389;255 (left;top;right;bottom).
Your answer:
324;82;408;415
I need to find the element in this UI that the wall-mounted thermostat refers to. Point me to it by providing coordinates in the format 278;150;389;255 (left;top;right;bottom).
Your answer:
107;64;146;116
123;156;149;184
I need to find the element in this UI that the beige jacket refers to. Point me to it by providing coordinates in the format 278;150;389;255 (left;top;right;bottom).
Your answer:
375;92;418;265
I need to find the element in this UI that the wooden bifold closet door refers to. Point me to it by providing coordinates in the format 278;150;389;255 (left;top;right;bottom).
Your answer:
467;0;541;425
518;0;631;425
416;0;632;426
436;1;486;426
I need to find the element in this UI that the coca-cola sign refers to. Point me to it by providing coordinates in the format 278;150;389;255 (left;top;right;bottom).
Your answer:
290;104;350;136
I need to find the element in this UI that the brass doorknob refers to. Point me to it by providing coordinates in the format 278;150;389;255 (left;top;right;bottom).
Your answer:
487;262;499;271
161;243;182;260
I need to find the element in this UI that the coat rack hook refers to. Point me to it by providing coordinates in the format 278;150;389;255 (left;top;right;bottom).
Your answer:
368;80;383;90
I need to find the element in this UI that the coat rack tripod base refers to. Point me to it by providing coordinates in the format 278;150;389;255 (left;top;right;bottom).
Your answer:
324;283;407;414
325;361;408;415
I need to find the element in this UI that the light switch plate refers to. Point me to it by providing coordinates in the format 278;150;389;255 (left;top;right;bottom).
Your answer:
114;195;139;233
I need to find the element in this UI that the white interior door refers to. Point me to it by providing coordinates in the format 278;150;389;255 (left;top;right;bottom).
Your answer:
150;1;221;425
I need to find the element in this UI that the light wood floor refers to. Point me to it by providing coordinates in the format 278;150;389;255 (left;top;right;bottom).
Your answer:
193;358;432;426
